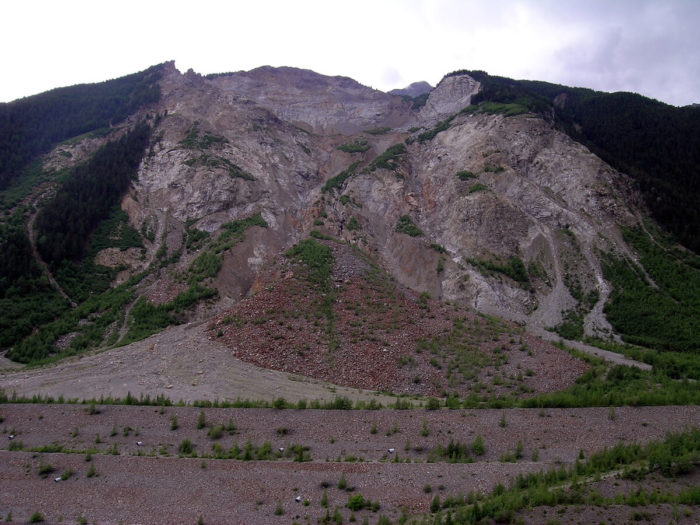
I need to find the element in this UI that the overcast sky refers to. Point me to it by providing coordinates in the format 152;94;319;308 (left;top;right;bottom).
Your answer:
2;0;698;106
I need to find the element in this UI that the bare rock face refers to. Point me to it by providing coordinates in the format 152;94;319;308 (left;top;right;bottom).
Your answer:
208;66;415;134
65;64;643;339
419;74;480;121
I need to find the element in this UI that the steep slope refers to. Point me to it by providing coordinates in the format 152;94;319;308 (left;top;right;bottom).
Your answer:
2;62;697;370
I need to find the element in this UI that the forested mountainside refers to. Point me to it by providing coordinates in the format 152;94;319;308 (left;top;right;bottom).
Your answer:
0;61;697;383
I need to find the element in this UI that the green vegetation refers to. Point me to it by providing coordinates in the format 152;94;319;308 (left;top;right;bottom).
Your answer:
347;217;360;231
395;215;422;237
35;122;151;266
179;122;228;150
0;161;60;212
286;238;337;352
178;438;195;456
0;390;381;410
550;309;584;340
184;154;254;180
468;183;488;193
456;170;477;181
465;256;530;285
184;220;210;251
417;115;456;142
120;285;216;345
601;224;700;352
365;144;406;173
0;63;162;191
337;139;370;153
400;92;430;110
422;427;699;523
429;439;473;463
322;162;360;193
94;212;265;347
0;210;71;350
363;127;391;135
461;100;530;117
472;434;485;456
285;238;334;289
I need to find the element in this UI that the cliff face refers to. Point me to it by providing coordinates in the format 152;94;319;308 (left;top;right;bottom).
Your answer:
76;63;641;337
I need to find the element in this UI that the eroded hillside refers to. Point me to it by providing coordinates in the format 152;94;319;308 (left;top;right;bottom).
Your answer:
2;61;697;371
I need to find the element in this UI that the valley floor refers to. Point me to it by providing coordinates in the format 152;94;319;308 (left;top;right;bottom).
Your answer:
0;404;698;524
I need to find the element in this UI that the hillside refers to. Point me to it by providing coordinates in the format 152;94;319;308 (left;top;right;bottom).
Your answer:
0;61;698;373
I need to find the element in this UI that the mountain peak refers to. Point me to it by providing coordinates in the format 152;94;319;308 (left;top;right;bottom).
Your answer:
389;81;433;97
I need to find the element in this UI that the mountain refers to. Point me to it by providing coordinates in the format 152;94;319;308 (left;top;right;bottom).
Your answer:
389;81;433;97
0;61;698;374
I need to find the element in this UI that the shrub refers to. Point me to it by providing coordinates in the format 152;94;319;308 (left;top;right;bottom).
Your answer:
426;397;441;410
395;215;422;237
178;439;194;455
338;472;348;490
37;462;53;478
364;127;391;135
196;410;206;429
347;494;366;511
472;434;485;456
207;424;224;440
337;139;370;153
366;144;406;172
456;170;477;180
322;162;360;193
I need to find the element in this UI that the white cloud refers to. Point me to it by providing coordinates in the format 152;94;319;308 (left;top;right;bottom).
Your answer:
1;0;698;105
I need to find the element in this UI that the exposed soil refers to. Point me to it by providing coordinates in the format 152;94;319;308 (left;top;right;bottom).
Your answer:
0;404;697;524
213;245;589;398
0;323;399;407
